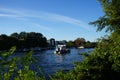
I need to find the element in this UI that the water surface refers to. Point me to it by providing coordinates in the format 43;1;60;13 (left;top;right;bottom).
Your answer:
32;48;94;75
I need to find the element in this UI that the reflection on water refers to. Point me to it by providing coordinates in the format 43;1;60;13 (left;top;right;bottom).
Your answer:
32;48;94;76
55;54;64;63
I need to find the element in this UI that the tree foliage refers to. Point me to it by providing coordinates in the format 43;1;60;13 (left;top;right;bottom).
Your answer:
90;0;120;32
1;0;120;79
0;47;45;80
52;0;120;80
66;38;96;48
66;41;74;48
74;38;86;47
0;32;48;50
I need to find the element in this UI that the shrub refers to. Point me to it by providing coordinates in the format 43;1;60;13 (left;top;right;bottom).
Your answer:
0;47;45;80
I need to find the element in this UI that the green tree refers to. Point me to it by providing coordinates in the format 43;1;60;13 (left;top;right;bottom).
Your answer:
66;40;74;48
90;0;120;32
19;32;27;40
0;32;48;50
52;0;120;80
24;32;48;48
10;32;19;39
85;41;97;48
0;34;18;50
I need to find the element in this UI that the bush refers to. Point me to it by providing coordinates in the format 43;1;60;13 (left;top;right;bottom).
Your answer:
52;32;120;80
0;47;45;80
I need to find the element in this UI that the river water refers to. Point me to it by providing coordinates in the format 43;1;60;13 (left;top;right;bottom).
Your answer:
31;48;94;76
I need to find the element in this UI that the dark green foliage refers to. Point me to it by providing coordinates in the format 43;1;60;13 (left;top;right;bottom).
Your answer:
66;39;96;48
24;32;47;48
52;32;120;80
90;0;120;32
66;41;74;48
0;34;19;50
52;0;120;80
85;41;97;48
0;47;45;80
10;33;19;39
0;32;48;50
1;0;120;79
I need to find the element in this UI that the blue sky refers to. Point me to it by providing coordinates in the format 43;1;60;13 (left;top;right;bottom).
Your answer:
0;0;107;41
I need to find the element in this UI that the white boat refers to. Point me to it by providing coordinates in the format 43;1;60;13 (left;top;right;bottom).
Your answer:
78;46;84;49
54;45;70;54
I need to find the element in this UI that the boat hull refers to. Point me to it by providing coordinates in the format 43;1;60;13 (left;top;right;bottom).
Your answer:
54;49;70;54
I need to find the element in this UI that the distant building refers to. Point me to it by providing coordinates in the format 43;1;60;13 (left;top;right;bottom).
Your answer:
55;41;59;45
48;38;55;47
48;39;67;47
55;40;67;45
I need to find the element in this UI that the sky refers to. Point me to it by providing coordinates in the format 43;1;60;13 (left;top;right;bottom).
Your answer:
0;0;108;41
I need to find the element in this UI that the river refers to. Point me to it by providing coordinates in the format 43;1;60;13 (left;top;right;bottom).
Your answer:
30;48;94;76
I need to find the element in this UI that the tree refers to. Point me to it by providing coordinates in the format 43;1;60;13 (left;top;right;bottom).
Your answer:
85;41;97;48
0;34;18;50
0;32;48;50
19;32;27;40
66;40;74;48
10;32;19;39
52;0;120;80
74;38;86;47
24;32;47;48
85;41;91;48
74;0;120;79
90;0;120;32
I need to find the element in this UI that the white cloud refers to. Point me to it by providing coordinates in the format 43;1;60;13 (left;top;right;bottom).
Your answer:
0;7;93;30
47;13;91;30
0;13;18;17
32;23;54;31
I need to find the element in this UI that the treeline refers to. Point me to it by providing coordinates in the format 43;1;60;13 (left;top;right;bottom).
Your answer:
0;32;96;50
66;38;97;48
0;32;48;50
